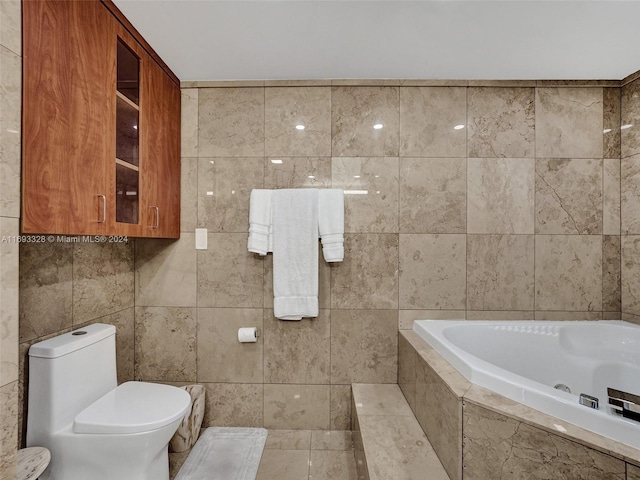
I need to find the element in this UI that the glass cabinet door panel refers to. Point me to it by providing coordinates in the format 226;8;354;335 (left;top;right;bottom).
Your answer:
117;40;139;104
116;96;139;166
116;163;139;224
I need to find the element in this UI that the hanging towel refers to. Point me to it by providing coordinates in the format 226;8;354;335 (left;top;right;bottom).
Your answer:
247;189;272;256
272;189;319;320
318;189;345;262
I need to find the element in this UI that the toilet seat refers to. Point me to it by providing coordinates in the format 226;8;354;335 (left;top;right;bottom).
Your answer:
73;381;191;435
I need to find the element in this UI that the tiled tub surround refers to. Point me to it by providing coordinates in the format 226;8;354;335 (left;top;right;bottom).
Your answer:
399;330;640;480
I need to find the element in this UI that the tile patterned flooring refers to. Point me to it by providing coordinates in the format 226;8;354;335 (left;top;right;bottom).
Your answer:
170;429;357;480
257;430;357;480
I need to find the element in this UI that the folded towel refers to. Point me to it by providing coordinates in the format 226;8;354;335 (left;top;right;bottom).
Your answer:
247;190;272;256
272;189;319;320
318;189;344;262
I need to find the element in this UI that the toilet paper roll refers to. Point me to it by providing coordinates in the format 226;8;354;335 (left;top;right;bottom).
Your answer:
237;327;258;343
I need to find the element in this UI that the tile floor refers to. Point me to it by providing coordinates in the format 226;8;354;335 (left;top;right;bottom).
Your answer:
170;429;358;480
257;430;358;480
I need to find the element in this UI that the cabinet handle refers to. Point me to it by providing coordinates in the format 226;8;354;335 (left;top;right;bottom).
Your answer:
97;194;106;223
151;206;159;229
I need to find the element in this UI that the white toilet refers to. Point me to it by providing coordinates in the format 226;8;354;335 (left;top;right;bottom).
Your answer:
27;323;191;480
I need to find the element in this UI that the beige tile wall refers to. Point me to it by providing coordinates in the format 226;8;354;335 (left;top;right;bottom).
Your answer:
621;77;640;318
130;83;622;431
0;0;21;476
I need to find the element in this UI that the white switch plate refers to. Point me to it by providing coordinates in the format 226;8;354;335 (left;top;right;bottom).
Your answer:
195;228;207;250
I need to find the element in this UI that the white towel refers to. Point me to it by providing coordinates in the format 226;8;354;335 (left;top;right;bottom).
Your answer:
318;189;344;262
247;190;272;256
272;189;319;320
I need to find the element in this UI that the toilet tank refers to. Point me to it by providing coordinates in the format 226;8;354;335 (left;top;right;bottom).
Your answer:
27;324;118;445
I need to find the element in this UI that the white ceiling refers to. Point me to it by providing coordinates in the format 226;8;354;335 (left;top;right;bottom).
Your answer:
113;0;640;82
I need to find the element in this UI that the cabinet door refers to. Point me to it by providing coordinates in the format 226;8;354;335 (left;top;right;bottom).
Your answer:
109;24;148;237
144;59;181;238
23;0;113;234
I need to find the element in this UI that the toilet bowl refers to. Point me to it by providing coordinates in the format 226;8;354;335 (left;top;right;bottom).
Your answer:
27;324;191;480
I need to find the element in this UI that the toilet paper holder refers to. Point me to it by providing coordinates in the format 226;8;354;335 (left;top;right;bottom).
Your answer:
237;327;261;343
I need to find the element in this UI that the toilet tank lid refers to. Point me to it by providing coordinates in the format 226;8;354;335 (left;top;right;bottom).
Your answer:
29;324;116;359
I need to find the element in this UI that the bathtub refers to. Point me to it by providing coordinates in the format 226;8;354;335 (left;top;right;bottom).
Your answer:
413;320;640;450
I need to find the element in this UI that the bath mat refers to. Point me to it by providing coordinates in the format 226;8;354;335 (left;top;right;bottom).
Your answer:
175;427;267;480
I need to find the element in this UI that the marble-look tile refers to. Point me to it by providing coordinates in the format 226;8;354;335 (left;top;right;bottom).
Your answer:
399;87;466;157
331;385;352;431
169;384;206;453
622;236;640;316
622;156;640;234
398;333;417;411
263;309;329;384
603;235;621;312
97;308;135;384
603;312;622;320
534;311;603;321
181;88;198;157
264;384;330;430
351;384;413;416
197;233;263;308
256;449;310;480
535;235;602;311
604;158;621;234
203;383;263;427
264;157;331;189
134;307;196;382
398;310;465;329
265;430;311;450
603;88;621;159
467;158;534;234
535;87;604;158
265;87;331;156
399;234;466;309
467;87;535;158
358;414;449;480
197;308;263;383
331;310;398;384
19;242;73;343
332;157;399;233
622;312;640;324
180;158;197;232
535;158;602;234
0;0;21;55
197;157;263;232
467;310;535;320
628;464;640;480
415;356;462;480
0;218;18;385
135;235;197;307
198;87;264;157
309;450;357;478
330;234;398;309
399;158;466;234
331;86;399;157
0;381;17;479
0;46;21;218
467;235;534;311
311;431;353;451
462;402;625;480
263;252;330;310
621;79;640;159
72;242;134;324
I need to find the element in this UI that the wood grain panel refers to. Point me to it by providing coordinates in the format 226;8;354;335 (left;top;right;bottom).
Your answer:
23;0;113;235
145;58;181;238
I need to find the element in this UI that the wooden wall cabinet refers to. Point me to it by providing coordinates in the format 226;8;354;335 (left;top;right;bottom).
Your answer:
22;0;181;238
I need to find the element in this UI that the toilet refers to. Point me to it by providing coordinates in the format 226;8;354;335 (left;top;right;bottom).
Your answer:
27;323;191;480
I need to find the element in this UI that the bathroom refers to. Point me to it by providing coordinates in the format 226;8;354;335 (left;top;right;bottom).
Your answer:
2;0;640;478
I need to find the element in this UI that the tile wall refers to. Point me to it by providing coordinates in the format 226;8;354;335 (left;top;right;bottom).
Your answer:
621;76;640;320
0;0;21;476
130;81;622;431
